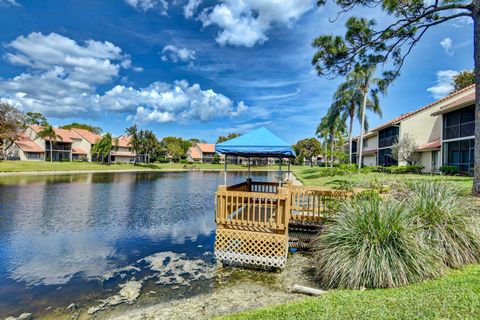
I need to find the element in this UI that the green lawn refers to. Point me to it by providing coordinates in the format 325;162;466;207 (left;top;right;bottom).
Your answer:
0;160;276;173
222;264;480;320
291;166;474;196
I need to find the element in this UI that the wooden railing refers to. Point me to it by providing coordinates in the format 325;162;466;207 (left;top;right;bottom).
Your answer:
250;181;279;194
216;180;352;231
216;185;289;231
289;186;350;222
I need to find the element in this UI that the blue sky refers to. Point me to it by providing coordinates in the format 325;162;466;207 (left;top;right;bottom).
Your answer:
0;0;473;144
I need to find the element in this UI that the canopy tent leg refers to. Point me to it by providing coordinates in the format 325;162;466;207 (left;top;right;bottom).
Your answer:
288;159;291;181
278;157;282;187
224;154;228;186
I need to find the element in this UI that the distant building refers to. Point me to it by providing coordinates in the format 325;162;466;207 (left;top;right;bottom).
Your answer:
187;143;216;163
111;136;136;163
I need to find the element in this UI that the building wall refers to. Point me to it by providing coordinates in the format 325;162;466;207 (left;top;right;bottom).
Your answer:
363;155;377;166
26;126;46;150
114;155;134;163
417;150;440;173
72;137;93;161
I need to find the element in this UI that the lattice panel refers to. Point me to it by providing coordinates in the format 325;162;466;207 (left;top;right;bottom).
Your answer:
214;228;288;268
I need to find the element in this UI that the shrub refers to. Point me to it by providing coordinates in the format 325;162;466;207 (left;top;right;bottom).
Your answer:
439;165;458;176
382;165;424;174
402;181;480;268
212;154;220;164
313;197;441;289
180;159;188;164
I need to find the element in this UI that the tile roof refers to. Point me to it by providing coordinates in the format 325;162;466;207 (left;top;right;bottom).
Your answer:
14;133;44;153
30;125;80;143
417;139;441;151
111;150;136;157
72;147;87;154
188;147;201;160
116;136;132;148
431;89;475;116
72;128;102;144
362;148;377;156
196;143;215;153
363;84;476;135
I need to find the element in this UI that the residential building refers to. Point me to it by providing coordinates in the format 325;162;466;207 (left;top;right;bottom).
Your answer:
4;133;45;161
351;84;474;172
111;136;136;163
71;128;102;161
432;85;475;173
5;125;104;162
187;143;216;163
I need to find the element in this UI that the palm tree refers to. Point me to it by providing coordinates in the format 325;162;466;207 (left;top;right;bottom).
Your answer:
36;124;60;162
92;133;114;163
348;64;383;169
317;109;347;168
126;125;140;164
331;75;382;163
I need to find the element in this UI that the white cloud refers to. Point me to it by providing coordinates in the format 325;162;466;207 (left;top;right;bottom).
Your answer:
440;37;453;56
100;80;247;123
200;0;314;47
124;0;168;15
427;70;458;99
0;32;128;117
0;0;19;6
161;45;196;63
1;32;243;123
184;0;202;18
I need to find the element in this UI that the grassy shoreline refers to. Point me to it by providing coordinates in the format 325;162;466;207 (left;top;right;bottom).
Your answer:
0;160;278;174
221;264;480;320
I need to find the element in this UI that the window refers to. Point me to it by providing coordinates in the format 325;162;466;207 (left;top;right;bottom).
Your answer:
363;139;368;148
378;148;398;167
443;105;475;140
443;138;474;173
26;152;41;159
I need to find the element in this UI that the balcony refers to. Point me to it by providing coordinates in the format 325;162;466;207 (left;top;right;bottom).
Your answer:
444;121;475;140
379;135;398;148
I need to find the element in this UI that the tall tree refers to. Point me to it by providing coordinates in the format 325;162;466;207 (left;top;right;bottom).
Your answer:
25;112;47;126
317;109;347;168
36;124;60;162
294;138;322;167
452;70;475;92
92;133;115;163
60;123;103;134
331;74;382;163
217;133;241;143
0;103;25;158
310;0;479;193
126;125;140;164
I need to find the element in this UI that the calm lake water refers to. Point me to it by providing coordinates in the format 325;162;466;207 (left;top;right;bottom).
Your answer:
0;171;276;318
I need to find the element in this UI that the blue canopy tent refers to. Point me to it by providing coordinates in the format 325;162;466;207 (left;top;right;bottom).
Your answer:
215;127;296;185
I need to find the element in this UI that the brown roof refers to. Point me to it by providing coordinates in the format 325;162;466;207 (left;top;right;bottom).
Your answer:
30;125;80;143
362;148;377;156
417;139;441;151
116;136;132;148
111;151;135;157
188;147;201;160
72;147;87;155
196;143;215;153
431;88;475;116
72;128;102;144
14;133;44;153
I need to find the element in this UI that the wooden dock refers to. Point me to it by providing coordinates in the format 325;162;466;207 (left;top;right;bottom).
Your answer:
214;179;351;269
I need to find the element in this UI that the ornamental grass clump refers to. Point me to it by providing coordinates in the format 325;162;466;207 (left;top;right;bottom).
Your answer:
313;197;441;289
404;180;480;268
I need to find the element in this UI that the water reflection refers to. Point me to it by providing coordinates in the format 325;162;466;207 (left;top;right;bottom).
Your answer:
0;171;273;316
